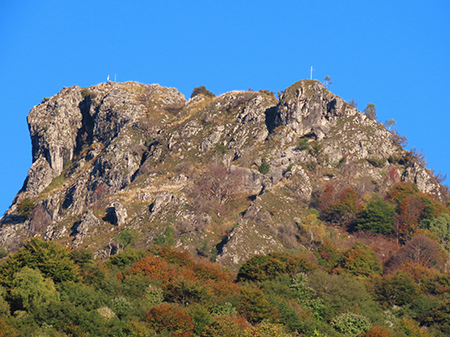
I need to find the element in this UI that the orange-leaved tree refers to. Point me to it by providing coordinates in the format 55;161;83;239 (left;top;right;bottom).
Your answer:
146;303;194;337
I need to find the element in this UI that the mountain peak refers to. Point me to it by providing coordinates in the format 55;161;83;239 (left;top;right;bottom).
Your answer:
1;80;447;269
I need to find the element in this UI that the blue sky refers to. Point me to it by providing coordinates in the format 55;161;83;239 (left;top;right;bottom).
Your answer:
1;1;449;216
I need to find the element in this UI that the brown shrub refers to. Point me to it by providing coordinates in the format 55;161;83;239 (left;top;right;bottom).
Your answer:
188;165;243;214
384;235;445;273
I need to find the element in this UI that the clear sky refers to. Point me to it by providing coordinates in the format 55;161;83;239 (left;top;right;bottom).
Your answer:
1;1;449;216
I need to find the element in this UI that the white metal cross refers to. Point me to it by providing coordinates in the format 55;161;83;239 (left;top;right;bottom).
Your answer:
310;66;313;80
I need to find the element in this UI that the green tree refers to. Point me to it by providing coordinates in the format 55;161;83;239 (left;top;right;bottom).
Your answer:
0;287;10;317
0;237;79;287
10;267;59;311
356;195;396;235
237;252;316;282
370;272;420;307
290;273;324;320
309;271;382;322
363;103;377;120
341;242;382;277
239;286;277;324
420;213;450;251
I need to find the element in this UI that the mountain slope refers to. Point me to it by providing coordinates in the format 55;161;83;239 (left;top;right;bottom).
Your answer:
1;79;447;269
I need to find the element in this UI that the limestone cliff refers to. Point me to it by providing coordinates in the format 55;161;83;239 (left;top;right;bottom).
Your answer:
0;80;446;269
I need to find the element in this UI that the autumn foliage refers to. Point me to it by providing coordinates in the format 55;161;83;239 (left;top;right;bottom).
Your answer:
319;185;361;226
146;303;194;337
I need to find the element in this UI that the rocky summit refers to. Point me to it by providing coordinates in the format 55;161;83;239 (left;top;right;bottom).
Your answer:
0;80;446;270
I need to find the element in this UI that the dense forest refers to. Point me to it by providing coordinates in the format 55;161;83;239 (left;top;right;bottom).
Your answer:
1;181;450;336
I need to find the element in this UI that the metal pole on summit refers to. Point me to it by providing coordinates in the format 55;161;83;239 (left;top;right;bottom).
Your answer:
310;66;313;80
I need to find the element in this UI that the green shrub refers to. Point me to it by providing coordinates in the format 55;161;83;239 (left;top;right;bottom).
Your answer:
118;229;139;248
81;88;90;99
17;197;36;219
215;143;227;154
285;163;294;173
341;242;382;277
388;154;401;164
336;156;346;168
211;302;237;316
154;226;175;246
316;241;343;273
394;317;433;337
0;247;8;259
191;86;215;99
145;284;164;307
0;287;10;317
408;294;441;327
298;138;309;151
309;271;381;321
243;321;294;337
290;273;324;320
331;312;371;335
305;161;317;171
363;103;377;120
237;252;316;282
355;195;396;235
258;158;270;174
112;296;133;319
107;249;147;268
367;158;386;168
59;282;106;311
32;300;119;336
69;249;93;267
258;89;275;97
186;303;211;335
370;272;420;307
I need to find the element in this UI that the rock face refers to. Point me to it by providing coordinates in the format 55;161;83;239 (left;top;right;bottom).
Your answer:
274;80;352;139
0;80;447;269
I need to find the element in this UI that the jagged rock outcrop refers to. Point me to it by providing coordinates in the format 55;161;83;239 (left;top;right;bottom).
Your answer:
0;79;447;270
274;80;354;139
72;209;101;247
